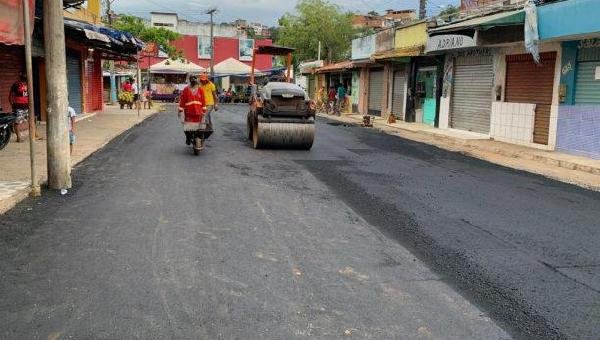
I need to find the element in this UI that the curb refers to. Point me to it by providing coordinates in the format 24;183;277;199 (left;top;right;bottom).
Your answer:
0;110;159;216
318;113;600;190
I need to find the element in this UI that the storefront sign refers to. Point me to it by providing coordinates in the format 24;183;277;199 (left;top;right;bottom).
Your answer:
141;42;159;57
425;34;476;53
578;39;600;49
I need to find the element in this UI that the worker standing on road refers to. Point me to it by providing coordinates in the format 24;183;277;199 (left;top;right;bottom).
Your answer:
199;73;218;128
178;75;207;145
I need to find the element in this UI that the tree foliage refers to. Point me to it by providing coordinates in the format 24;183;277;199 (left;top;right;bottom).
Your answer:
276;0;357;64
113;15;182;59
439;5;460;21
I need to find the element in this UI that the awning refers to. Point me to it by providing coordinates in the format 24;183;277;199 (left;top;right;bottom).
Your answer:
0;0;34;45
316;61;356;73
210;57;263;76
64;18;143;60
372;45;423;60
430;9;525;34
150;59;205;74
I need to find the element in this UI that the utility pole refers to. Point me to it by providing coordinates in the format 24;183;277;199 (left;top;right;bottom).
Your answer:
419;0;427;19
43;0;71;190
23;0;40;197
207;8;217;79
105;0;117;104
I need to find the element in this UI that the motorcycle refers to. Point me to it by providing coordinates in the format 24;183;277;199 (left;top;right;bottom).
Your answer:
0;109;28;150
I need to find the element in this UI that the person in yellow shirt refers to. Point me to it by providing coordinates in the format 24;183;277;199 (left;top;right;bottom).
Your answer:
199;73;218;128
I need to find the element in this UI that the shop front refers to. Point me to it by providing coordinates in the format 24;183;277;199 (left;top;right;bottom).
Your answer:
538;0;600;159
556;40;600;159
371;21;428;122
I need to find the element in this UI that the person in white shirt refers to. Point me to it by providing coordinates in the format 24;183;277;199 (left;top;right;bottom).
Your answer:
131;78;141;110
67;106;77;155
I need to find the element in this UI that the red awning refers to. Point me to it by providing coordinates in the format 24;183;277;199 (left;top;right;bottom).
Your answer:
0;0;34;45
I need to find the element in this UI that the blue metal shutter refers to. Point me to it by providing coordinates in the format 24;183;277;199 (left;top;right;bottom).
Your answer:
66;52;83;114
575;61;600;105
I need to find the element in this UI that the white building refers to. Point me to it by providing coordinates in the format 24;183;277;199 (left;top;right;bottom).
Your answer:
150;12;244;38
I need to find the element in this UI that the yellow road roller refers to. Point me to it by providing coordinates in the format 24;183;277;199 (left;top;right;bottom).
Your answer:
247;46;316;150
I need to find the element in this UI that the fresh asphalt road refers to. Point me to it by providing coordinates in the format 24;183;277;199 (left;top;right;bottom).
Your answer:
0;105;598;339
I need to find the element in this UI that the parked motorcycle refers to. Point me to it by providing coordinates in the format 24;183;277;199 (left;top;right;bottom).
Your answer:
0;112;16;150
0;109;28;150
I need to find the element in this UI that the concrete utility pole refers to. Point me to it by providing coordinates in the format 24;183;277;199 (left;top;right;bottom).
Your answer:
23;0;40;197
419;0;427;19
43;0;71;189
207;8;217;79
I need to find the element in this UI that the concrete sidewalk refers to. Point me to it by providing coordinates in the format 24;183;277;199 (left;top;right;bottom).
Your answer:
0;105;159;214
320;113;600;191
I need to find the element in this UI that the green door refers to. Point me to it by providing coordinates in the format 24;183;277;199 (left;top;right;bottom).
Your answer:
417;68;437;126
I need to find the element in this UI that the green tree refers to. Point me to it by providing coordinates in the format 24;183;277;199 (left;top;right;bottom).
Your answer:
439;5;460;21
277;0;358;64
112;15;182;59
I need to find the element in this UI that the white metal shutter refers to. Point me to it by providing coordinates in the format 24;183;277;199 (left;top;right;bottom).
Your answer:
450;55;493;133
391;69;406;119
368;69;384;116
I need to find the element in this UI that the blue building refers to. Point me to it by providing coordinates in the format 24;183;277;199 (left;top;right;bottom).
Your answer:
539;0;600;159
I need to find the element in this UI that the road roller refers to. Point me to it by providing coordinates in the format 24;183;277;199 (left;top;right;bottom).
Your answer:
247;46;316;150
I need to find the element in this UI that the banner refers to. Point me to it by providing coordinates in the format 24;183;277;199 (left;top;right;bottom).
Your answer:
0;0;35;45
197;36;211;59
239;39;254;61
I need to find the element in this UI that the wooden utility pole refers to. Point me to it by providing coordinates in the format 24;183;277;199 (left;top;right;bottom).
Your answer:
105;0;117;104
23;0;40;197
207;8;217;79
43;0;71;189
419;0;427;19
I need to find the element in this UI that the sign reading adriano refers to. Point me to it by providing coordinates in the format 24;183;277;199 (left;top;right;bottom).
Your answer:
425;34;476;53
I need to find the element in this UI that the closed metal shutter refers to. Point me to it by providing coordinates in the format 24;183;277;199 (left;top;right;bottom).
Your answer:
391;68;406;119
66;51;83;114
368;69;384;116
575;61;600;104
450;55;493;133
505;52;556;145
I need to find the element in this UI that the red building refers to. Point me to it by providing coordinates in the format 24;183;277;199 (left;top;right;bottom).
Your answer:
140;36;273;72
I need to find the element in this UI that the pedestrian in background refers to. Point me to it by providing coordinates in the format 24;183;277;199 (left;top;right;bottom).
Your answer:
199;73;218;128
337;83;347;115
67;106;77;155
8;73;28;142
131;78;141;111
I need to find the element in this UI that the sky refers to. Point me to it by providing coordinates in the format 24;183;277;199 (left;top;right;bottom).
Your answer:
113;0;459;26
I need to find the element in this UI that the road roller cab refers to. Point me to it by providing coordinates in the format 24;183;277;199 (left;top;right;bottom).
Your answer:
259;82;314;119
247;46;316;150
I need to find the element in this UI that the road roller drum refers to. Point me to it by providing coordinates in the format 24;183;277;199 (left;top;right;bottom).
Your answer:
252;117;315;150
